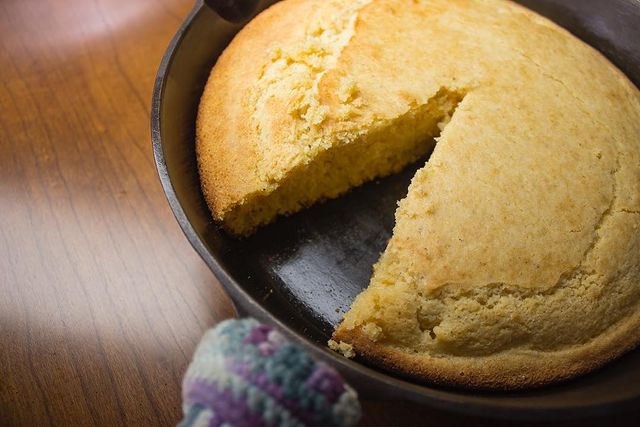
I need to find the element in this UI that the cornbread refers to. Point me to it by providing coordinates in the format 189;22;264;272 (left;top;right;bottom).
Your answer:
197;0;640;388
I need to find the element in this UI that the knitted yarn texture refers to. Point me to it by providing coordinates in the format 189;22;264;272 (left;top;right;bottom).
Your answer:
180;319;361;427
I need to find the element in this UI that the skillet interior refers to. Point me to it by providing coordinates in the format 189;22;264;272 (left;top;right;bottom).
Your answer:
151;0;640;420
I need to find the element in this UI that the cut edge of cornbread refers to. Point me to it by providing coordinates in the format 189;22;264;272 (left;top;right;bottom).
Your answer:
332;247;640;388
219;89;464;235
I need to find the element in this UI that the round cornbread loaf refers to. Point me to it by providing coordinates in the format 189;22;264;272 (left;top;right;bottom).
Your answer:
196;0;640;388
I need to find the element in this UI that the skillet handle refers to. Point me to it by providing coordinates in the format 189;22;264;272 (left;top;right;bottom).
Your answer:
203;0;262;23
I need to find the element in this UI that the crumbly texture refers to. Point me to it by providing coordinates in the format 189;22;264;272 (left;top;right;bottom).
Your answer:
196;0;640;388
328;340;356;359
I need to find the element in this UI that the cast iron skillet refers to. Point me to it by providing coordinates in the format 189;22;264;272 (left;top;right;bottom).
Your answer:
151;0;640;421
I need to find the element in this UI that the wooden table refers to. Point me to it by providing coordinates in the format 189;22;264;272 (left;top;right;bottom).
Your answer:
0;1;636;425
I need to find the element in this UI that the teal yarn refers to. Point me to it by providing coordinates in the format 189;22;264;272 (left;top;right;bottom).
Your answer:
180;318;362;427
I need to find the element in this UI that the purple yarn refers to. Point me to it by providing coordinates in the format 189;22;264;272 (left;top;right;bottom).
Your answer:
243;324;273;345
226;359;319;426
184;379;272;427
228;359;285;400
305;364;346;404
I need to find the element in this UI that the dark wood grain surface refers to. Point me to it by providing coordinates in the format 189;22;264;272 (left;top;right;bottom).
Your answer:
0;0;236;425
0;0;636;426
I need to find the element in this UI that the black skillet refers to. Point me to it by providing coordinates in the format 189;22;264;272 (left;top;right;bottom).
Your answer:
151;0;640;421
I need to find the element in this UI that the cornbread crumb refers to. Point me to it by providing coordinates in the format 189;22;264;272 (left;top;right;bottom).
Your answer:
328;340;356;359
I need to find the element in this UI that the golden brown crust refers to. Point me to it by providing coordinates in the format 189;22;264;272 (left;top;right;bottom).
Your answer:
334;307;640;389
196;0;314;219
